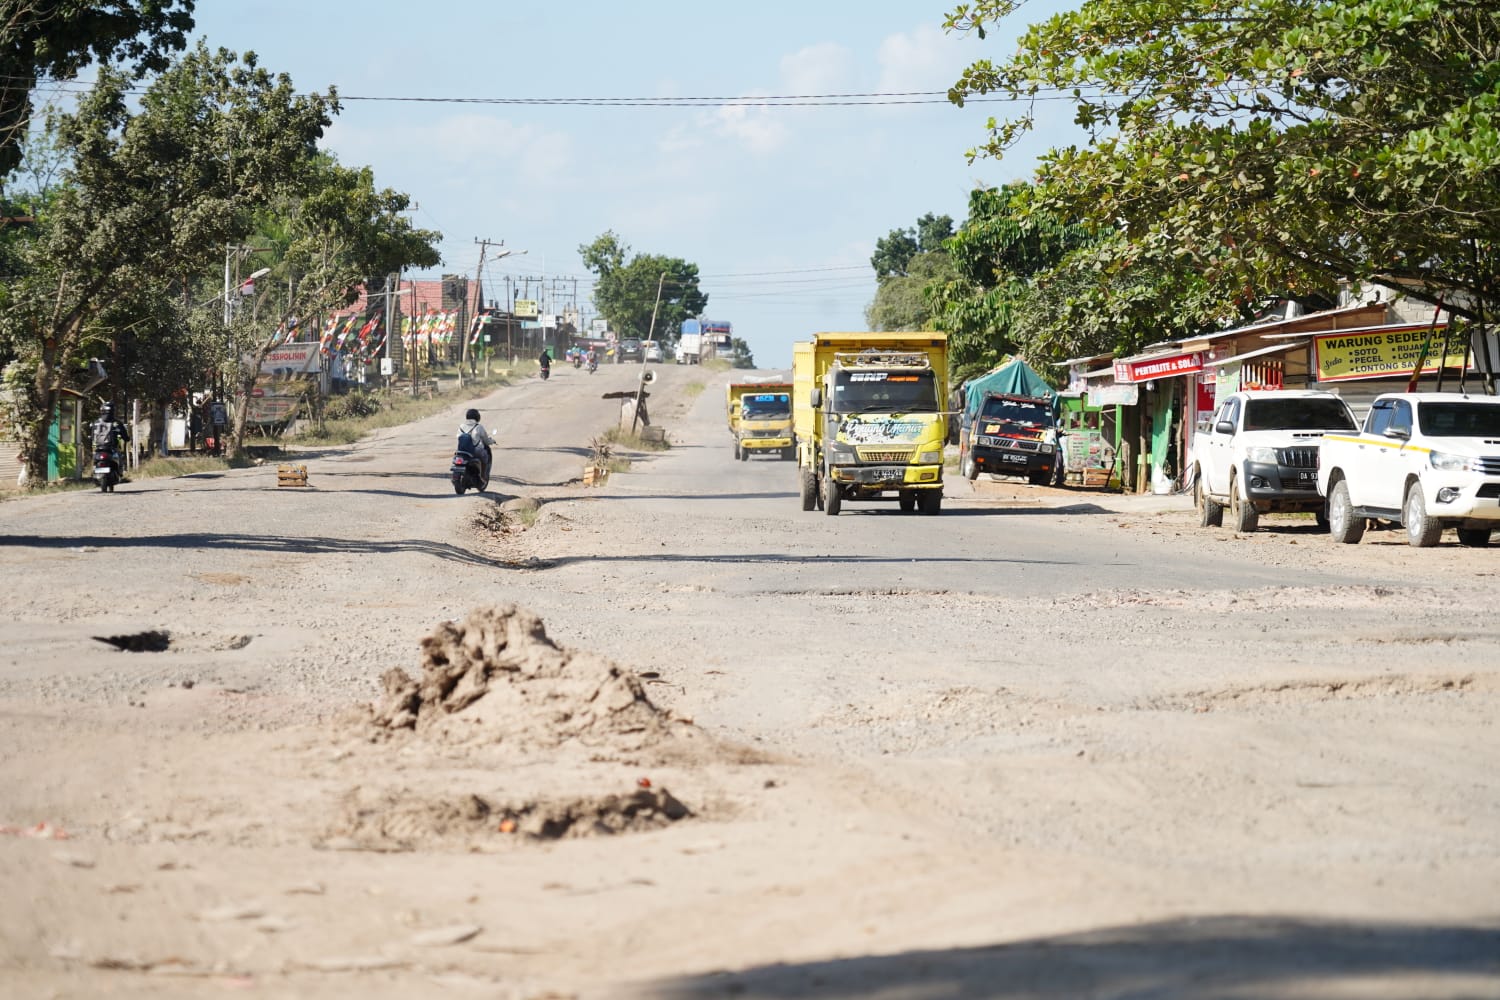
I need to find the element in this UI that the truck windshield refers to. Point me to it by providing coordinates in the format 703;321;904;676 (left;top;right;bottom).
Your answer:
1417;401;1500;437
830;370;938;414
741;394;790;419
978;397;1050;426
1243;397;1356;431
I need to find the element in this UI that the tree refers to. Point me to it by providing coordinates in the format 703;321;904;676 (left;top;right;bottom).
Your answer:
871;212;954;279
0;43;336;484
946;0;1500;337
221;157;439;458
728;337;755;369
866;251;956;331
0;1;197;181
578;231;707;341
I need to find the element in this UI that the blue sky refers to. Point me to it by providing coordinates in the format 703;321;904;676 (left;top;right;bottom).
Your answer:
188;1;1078;367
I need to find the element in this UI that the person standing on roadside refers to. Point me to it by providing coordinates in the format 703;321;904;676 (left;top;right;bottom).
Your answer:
208;397;228;456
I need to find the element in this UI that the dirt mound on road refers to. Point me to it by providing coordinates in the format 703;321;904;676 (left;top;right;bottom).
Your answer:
365;604;697;757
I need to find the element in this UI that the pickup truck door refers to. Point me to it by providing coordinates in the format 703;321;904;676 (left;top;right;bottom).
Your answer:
1204;398;1239;495
1354;400;1400;509
1380;399;1419;509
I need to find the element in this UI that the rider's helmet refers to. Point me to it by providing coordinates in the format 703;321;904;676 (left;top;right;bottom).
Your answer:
101;403;114;419
465;408;480;422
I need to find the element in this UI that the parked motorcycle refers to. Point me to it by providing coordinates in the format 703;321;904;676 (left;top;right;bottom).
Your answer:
93;447;121;492
450;438;489;495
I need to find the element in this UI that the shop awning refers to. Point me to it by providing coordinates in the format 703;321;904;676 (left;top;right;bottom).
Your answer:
1211;341;1308;367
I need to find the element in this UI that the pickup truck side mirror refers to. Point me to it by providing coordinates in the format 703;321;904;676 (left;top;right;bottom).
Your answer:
1215;419;1235;435
1384;426;1411;441
809;388;822;409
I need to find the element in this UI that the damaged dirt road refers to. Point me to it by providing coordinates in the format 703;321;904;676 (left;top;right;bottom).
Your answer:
2;363;1498;999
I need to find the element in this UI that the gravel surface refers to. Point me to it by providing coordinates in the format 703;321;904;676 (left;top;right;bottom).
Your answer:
2;362;1497;998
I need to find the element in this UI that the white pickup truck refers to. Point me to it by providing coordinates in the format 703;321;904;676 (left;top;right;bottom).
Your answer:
1193;389;1359;532
1317;391;1500;547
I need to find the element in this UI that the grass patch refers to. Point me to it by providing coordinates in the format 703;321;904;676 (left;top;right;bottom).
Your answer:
602;425;671;451
702;359;733;373
605;456;633;473
136;455;237;479
287;372;515;446
683;380;706;398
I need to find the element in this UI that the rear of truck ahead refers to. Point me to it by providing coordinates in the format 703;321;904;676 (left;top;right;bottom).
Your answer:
726;381;793;461
793;332;949;515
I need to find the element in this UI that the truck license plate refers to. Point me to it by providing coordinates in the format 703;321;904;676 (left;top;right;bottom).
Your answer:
1297;470;1315;482
1001;453;1028;464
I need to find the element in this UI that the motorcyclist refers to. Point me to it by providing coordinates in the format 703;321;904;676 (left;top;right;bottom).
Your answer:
538;348;551;371
585;348;598;372
92;403;130;456
458;408;496;482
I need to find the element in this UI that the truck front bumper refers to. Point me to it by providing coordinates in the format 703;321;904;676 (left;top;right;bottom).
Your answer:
741;437;792;451
1243;460;1324;511
830;464;943;490
1426;476;1500;521
974;446;1054;477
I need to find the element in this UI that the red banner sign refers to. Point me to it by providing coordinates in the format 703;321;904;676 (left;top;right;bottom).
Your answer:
1114;351;1203;384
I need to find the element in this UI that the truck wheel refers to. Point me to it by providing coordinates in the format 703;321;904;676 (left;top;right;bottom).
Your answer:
823;475;841;515
1195;470;1223;528
1327;479;1363;544
1229;472;1259;533
799;468;817;511
962;453;978;481
898;492;916;512
738;443;749;462
1404;483;1443;547
1457;527;1492;547
1028;470;1049;486
917;490;942;515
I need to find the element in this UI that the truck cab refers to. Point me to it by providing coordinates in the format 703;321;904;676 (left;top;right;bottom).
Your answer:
1318;392;1500;547
960;392;1058;485
727;382;794;461
1193;389;1357;532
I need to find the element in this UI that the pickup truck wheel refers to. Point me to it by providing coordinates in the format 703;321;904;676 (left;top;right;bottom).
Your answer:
962;453;978;481
1458;527;1492;547
822;475;841;515
1229;473;1259;532
1404;484;1443;547
1327;480;1363;543
917;490;942;515
1195;470;1223;528
799;468;817;511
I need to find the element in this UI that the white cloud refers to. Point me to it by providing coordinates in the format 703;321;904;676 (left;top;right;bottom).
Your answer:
779;42;856;95
324;114;576;187
708;101;789;156
876;23;964;95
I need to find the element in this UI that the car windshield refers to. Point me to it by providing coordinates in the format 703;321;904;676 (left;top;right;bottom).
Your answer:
978;397;1050;426
741;394;790;419
1243;397;1356;431
1417;401;1500;437
830;369;938;414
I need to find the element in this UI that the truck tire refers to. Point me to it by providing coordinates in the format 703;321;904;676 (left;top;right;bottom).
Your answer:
799;468;817;511
1028;470;1049;486
962;452;978;481
1458;527;1492;547
1229;472;1259;533
1195;469;1223;528
1327;479;1364;544
739;442;749;462
917;490;942;515
898;492;916;512
823;475;841;515
1404;483;1443;547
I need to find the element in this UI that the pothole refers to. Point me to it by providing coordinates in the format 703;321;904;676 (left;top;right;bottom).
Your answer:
93;630;171;653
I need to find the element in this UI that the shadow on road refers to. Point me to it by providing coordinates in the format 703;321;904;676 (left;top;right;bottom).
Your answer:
528;551;1083;569
636;915;1500;1000
0;532;499;567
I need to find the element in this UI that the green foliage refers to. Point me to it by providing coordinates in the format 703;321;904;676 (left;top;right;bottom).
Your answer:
728;337;755;369
325;391;382;420
0;1;196;181
578;231;707;340
871;212;954;279
946;0;1500;327
866;251;956;331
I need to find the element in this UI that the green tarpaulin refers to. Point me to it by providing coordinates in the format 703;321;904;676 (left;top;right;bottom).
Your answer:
960;359;1057;420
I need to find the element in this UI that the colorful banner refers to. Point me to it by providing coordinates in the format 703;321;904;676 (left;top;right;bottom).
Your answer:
1114;352;1203;384
1313;323;1462;382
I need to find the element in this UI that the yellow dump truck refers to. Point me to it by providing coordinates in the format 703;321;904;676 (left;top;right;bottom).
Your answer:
726;381;794;461
793;332;949;515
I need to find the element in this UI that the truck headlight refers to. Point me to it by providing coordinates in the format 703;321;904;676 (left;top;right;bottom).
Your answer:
1429;450;1473;472
1245;447;1279;464
917;450;942;464
1039;443;1055;455
826;442;856;461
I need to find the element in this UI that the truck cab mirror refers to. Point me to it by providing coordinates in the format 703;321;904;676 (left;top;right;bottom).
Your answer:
809;388;822;409
1215;419;1235;435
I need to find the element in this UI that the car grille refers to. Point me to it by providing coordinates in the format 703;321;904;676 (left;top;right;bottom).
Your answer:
982;436;1040;452
748;429;784;438
1281;446;1319;468
1475;456;1500;476
859;449;913;463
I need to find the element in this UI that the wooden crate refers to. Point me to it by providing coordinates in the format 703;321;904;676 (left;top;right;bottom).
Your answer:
276;464;310;488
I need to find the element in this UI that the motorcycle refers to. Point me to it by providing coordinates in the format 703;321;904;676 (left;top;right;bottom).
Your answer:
572;354;582;369
93;447;121;492
450;437;490;495
587;356;598;374
540;364;551;381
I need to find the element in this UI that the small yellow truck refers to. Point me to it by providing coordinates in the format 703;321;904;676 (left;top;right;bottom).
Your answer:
726;381;794;461
792;332;949;515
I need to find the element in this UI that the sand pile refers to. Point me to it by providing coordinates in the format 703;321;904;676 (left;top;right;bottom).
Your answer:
366;604;695;755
